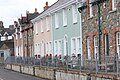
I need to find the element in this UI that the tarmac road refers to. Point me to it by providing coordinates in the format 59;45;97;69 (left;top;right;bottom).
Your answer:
0;69;46;80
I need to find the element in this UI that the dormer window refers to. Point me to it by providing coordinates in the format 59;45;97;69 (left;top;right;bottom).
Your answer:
4;32;9;40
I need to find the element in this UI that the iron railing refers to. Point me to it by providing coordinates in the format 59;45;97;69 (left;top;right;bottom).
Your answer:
5;53;120;77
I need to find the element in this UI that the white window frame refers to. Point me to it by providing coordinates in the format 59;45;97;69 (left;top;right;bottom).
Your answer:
76;37;81;55
49;42;52;54
116;32;120;58
38;44;40;55
46;42;49;55
87;37;91;59
63;8;67;26
112;0;117;10
54;41;58;56
105;35;107;56
55;13;59;29
41;19;44;33
71;38;76;55
41;41;44;57
35;22;38;34
72;4;77;24
94;36;98;59
58;40;62;55
46;17;50;31
89;0;93;17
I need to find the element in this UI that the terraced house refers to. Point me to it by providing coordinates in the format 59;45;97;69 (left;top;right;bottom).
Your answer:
32;2;53;58
14;9;39;57
78;0;120;60
32;0;83;59
52;0;82;59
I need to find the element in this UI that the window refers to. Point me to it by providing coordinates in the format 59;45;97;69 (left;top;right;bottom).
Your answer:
41;19;44;33
76;38;81;55
112;0;117;10
35;22;38;34
63;8;67;26
105;35;109;56
116;32;120;58
46;17;50;31
72;38;76;54
46;43;49;54
38;44;40;55
87;37;91;59
72;4;77;24
49;42;52;54
94;36;98;59
20;32;22;38
89;0;93;17
20;27;22;38
16;34;18;40
58;41;62;55
55;13;59;29
41;41;44;57
54;41;58;55
64;36;68;56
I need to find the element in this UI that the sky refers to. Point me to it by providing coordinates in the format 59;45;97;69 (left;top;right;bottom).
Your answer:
0;0;57;28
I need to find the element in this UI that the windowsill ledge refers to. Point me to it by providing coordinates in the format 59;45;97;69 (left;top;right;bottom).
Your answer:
87;16;94;20
73;22;78;25
63;25;67;27
47;29;50;32
55;27;59;29
109;9;117;14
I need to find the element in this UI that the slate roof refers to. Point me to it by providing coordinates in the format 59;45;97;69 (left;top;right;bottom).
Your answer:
0;21;15;36
20;12;39;24
0;39;14;49
33;0;73;20
27;13;39;21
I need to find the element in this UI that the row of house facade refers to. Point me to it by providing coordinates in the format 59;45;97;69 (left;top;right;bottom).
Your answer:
14;0;120;60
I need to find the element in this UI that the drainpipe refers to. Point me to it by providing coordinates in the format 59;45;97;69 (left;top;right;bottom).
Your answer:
97;3;102;64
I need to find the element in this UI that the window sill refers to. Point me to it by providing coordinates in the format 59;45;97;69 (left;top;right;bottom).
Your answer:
63;24;67;27
73;21;78;25
87;16;94;20
41;31;44;33
109;9;117;14
55;27;59;29
47;29;50;32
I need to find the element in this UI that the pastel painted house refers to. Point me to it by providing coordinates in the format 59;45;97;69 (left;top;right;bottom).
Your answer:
32;2;53;58
51;0;83;58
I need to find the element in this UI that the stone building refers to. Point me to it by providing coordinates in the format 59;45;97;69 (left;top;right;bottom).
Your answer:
78;0;120;60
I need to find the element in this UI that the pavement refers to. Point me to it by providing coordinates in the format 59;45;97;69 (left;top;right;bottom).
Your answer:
0;69;47;80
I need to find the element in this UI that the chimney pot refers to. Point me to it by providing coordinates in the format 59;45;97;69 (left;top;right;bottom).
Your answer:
35;8;37;13
44;2;49;10
46;2;48;6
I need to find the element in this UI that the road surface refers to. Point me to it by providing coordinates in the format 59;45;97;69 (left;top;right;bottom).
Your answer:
0;69;46;80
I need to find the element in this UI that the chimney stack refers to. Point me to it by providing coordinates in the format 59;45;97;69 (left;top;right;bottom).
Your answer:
44;2;49;10
34;8;38;13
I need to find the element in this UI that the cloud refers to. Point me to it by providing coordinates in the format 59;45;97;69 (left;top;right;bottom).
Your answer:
0;0;57;27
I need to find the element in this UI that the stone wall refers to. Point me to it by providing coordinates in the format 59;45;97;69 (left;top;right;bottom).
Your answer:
35;66;54;80
21;65;34;75
11;64;21;72
81;0;120;59
5;64;119;80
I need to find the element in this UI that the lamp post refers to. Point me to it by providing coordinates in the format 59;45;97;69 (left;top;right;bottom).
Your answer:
78;0;107;64
97;3;102;64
